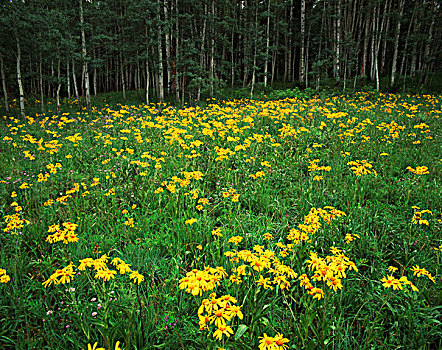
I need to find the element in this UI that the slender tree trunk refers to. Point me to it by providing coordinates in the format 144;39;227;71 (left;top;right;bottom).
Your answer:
264;0;271;88
335;0;341;81
410;8;420;80
419;2;436;88
174;0;180;103
49;61;53;98
66;60;71;98
271;22;278;85
400;6;415;77
120;52;126;100
157;7;164;101
390;0;405;88
381;0;391;75
72;60;79;99
136;51;141;93
0;53;9;113
56;54;61;115
15;31;25;118
93;50;97;96
209;0;215;97
288;0;293;82
163;0;171;95
198;3;207;100
230;17;235;88
80;0;91;110
299;0;305;84
305;25;310;88
250;1;258;99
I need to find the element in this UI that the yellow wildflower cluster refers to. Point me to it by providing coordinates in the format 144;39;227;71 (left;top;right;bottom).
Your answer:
259;332;290;350
225;245;297;288
155;171;203;194
3;202;29;234
411;207;432;226
42;255;144;287
228;236;243;245
179;267;227;296
85;341;122;350
196;197;209;211
406;166;429;175
65;133;82;144
43;182;82;208
104;187;116;196
0;268;11;283
381;274;418;291
46;222;79;244
46;162;62;174
302;247;358;299
348;160;377;176
185;218;197;225
376;120;405;143
197;293;243;341
288;207;346;244
37;173;50;182
212;227;223;237
249;170;265;179
410;265;436;283
222;188;240;202
308;159;331;172
345;233;361;244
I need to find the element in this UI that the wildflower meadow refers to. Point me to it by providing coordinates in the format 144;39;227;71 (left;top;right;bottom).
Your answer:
1;91;441;349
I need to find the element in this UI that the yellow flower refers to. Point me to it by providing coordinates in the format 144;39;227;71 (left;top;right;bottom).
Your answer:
387;266;398;273
86;343;105;350
212;228;223;237
256;275;273;290
381;275;395;288
259;333;274;350
95;269;117;281
263;232;273;240
274;333;290;349
129;270;144;284
212;324;233;341
185;218;197;225
116;262;132;274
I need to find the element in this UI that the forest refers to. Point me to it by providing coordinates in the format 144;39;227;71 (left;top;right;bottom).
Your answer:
1;0;441;116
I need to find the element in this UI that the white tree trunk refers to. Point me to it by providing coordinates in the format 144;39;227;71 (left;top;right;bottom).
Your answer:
66;60;71;98
72;60;79;99
80;0;91;109
15;31;25;117
163;0;171;94
0;53;9;113
299;0;305;83
264;0;271;88
391;0;405;88
56;56;61;115
157;8;164;101
335;0;341;81
198;3;207;100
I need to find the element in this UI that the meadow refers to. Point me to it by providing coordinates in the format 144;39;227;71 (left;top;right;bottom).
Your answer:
0;91;441;349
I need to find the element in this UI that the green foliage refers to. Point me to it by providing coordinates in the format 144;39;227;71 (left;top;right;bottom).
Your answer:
0;91;441;349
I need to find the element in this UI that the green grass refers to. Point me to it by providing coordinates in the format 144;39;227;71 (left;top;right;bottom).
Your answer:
0;90;441;349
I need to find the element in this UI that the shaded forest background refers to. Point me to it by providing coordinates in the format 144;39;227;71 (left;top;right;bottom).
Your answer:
0;0;441;116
